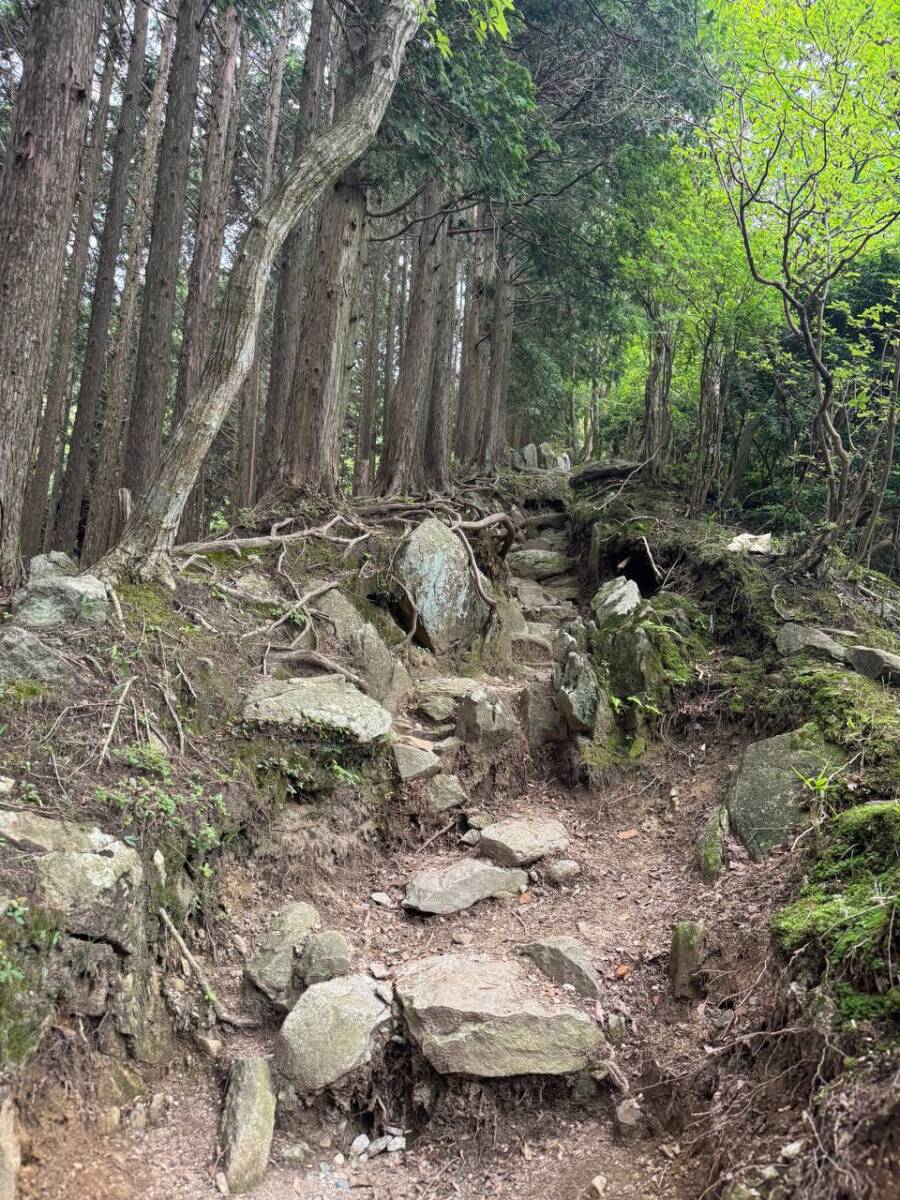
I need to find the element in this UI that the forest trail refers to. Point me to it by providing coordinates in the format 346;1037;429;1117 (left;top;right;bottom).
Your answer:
17;502;786;1200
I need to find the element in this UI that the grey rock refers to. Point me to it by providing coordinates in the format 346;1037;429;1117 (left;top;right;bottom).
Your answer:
415;676;480;722
0;625;78;683
403;858;527;915
396;518;489;654
606;1012;627;1045
395;955;604;1077
506;549;576;582
726;532;772;554
12;573;108;629
591;577;641;628
511;577;559;615
219;1058;276;1194
521;443;539;469
557;453;571;472
0;1097;19;1200
386;1136;406;1153
845;644;900;684
479;816;568;867
524;684;566;751
349;1134;370;1157
422;773;467;814
460;829;481;846
299;931;354;986
242;675;392;744
0;810;144;954
523;936;600;997
393;742;441;783
776;622;846;662
26;551;77;582
315;587;410;710
614;1097;644;1139
0;778;13;797
726;725;844;860
695;805;730;882
545;859;581;885
275;975;392;1090
455;686;517;749
669;920;706;999
556;651;599;734
245;901;320;1009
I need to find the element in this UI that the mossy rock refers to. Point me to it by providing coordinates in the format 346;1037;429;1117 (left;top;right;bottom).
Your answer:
0;901;62;1066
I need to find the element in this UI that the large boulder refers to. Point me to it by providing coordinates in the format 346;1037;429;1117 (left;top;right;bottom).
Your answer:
845;645;900;685
314;587;409;710
395;955;604;1077
395;518;489;654
479;816;569;867
12;573;108;629
0;810;144;954
242;675;392;744
25;551;77;582
218;1058;276;1194
403;858;527;914
776;623;846;662
555;649;600;734
522;936;600;998
455;686;517;749
506;549;576;581
725;725;844;860
275;975;392;1091
0;626;78;683
591;577;641;629
524;683;567;751
245;901;320;1009
521;444;539;469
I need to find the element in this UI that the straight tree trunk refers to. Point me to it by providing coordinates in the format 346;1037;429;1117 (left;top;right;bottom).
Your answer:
97;0;421;582
476;245;514;469
274;173;367;498
231;0;291;513
423;232;457;492
455;218;493;463
258;0;331;494
380;244;399;448
122;0;204;500
175;6;241;540
642;322;674;483
51;2;149;554
354;245;382;495
376;182;445;495
20;32;117;557
81;14;176;565
722;410;762;505
689;327;725;514
0;0;103;585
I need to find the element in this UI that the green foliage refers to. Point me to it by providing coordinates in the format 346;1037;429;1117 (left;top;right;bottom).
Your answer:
0;900;61;1065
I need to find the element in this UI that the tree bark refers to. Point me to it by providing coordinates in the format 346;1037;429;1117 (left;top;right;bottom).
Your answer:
642;321;674;483
20;30;117;557
122;0;204;500
380;244;399;444
354;245;382;496
476;244;514;469
51;2;149;555
376;181;446;495
423;230;457;492
81;12;175;565
97;0;421;582
688;326;725;514
0;0;103;586
231;0;291;513
455;217;493;463
258;0;331;494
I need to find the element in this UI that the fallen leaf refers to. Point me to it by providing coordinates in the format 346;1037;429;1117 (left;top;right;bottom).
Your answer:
518;891;533;905
617;828;639;840
615;963;632;979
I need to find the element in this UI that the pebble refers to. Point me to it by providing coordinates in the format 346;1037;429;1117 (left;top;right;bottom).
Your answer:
350;1134;370;1157
281;1141;313;1163
369;961;390;979
367;1135;392;1157
607;1012;627;1045
386;1136;406;1152
370;892;393;907
546;859;581;885
590;1176;608;1197
460;829;481;845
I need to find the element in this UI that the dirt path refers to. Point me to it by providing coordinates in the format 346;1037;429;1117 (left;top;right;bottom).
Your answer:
17;523;788;1200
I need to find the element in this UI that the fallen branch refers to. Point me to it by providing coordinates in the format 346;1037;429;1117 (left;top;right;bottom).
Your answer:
458;511;515;558
98;677;136;765
159;907;257;1030
265;651;368;691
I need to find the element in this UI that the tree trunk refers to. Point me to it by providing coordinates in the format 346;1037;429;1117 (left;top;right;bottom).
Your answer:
423;231;457;492
854;342;900;567
642;323;674;483
376;181;445;495
50;3;149;555
122;0;204;501
0;0;103;586
455;217;493;463
81;13;176;565
258;0;331;494
722;411;762;505
380;243;399;449
476;245;514;469
354;245;382;496
231;0;291;514
97;0;421;582
20;30;117;557
688;328;724;514
175;6;242;540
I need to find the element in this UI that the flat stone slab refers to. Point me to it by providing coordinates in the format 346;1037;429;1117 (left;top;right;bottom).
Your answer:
479;816;569;867
506;549;576;581
12;573;108;628
776;623;846;662
0;626;78;683
242;675;392;744
846;645;900;684
522;936;601;998
275;974;392;1091
393;742;441;782
726;725;844;860
395;955;604;1077
245;901;320;1009
415;676;481;722
219;1058;276;1194
403;858;527;914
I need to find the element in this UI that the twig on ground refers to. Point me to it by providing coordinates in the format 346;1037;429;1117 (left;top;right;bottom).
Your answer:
99;677;136;764
159;907;257;1029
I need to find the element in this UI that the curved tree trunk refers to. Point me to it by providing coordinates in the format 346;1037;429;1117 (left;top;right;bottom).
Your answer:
51;2;149;554
20;30;117;557
0;0;104;586
97;0;421;582
81;14;176;565
122;0;204;500
258;0;331;495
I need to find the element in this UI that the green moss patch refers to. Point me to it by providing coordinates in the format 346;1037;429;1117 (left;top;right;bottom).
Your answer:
0;900;62;1065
